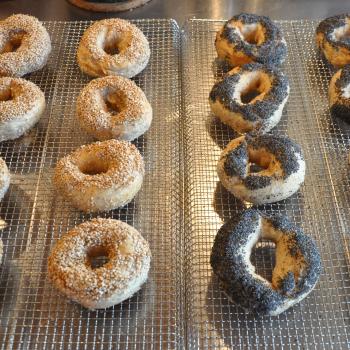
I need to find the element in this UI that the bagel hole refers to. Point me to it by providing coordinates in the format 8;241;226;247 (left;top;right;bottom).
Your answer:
79;158;109;176
242;30;259;45
87;246;109;269
104;94;123;114
101;88;126;115
0;89;13;102
241;89;261;104
249;163;265;173
103;32;125;56
248;150;270;173
238;72;271;105
238;23;265;45
1;31;26;54
104;41;120;55
250;240;276;282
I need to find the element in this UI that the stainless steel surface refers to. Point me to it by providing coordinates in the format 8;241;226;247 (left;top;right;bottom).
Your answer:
182;19;350;349
0;19;184;349
0;0;350;23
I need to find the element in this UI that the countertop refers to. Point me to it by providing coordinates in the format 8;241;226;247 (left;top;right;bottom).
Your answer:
0;0;349;23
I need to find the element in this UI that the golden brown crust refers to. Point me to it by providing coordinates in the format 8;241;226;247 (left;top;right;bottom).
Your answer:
77;18;150;78
48;218;151;308
54;140;144;190
317;32;350;67
0;77;45;122
76;76;152;141
53;139;145;212
215;14;286;67
0;14;51;77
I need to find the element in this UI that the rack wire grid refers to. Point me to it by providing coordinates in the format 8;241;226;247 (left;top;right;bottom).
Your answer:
182;19;350;349
0;20;184;349
1;17;350;350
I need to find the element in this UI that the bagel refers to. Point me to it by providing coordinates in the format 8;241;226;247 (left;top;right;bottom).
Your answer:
53;140;144;212
210;210;322;315
0;14;51;77
0;157;10;200
48;218;151;309
215;13;287;67
217;134;305;204
0;77;45;141
76;76;152;141
329;66;350;123
209;63;289;134
316;14;350;68
77;18;150;78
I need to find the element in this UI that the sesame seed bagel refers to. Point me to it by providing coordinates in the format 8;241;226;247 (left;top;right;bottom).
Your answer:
215;13;287;67
210;210;322;316
53;140;144;213
329;66;350;122
77;19;150;78
217;134;305;204
0;157;10;201
48;218;151;309
210;63;289;134
316;14;350;68
77;76;152;141
0;77;45;141
0;14;51;77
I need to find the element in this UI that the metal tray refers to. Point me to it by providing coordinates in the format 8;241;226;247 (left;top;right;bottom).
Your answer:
182;19;350;349
0;18;349;350
0;20;184;349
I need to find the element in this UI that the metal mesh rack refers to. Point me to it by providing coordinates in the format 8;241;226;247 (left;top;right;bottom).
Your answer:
0;17;350;350
182;20;350;349
0;20;184;349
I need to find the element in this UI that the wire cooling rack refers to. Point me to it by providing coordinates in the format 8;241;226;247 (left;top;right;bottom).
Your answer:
0;20;184;349
1;17;350;350
182;19;350;349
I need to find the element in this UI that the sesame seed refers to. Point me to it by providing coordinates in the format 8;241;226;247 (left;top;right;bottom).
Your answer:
0;14;51;77
48;218;151;302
